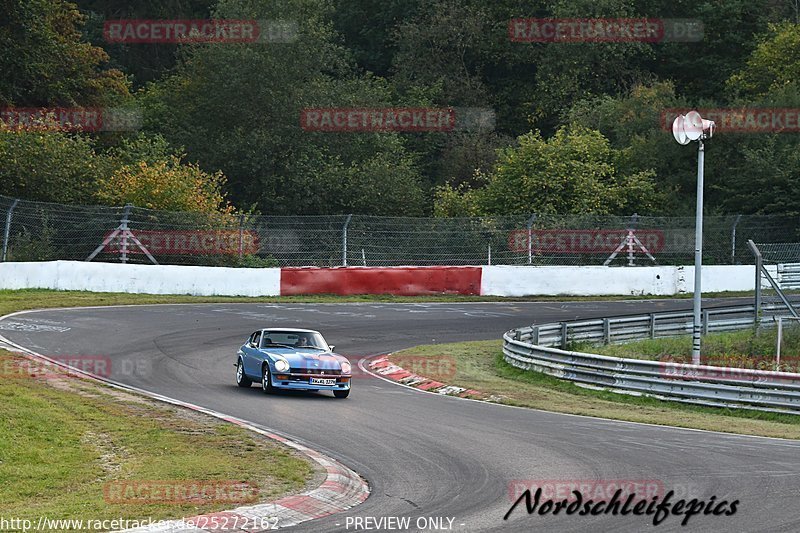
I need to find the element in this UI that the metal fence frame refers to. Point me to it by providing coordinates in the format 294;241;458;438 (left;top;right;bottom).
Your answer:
503;304;800;413
1;194;799;267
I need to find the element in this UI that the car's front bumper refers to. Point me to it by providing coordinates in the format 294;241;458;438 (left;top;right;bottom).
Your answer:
270;372;351;390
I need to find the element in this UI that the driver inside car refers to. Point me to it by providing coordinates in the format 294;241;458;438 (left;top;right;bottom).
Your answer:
296;335;313;348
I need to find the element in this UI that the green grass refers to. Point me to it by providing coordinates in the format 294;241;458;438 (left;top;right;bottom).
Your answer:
0;288;764;318
391;340;800;439
583;324;800;371
0;352;314;525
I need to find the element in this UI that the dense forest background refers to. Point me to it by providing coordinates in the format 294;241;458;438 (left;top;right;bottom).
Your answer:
1;0;799;217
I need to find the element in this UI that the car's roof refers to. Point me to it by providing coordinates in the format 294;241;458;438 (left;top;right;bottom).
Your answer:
259;328;321;334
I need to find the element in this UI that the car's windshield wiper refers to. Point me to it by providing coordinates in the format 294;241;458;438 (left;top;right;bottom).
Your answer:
262;343;296;349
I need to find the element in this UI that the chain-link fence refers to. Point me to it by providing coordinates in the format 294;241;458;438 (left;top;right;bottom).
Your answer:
1;194;799;267
749;240;800;321
756;242;800;264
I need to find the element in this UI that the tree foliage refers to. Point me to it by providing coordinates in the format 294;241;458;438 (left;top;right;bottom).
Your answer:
0;0;129;106
137;0;426;215
0;0;797;218
96;156;233;214
435;127;661;216
0;124;104;203
727;23;800;99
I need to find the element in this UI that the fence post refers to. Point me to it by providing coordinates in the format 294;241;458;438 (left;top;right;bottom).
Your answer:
603;318;611;345
560;322;568;350
2;198;20;262
702;309;709;335
730;214;742;264
238;214;245;258
488;244;491;265
120;204;132;264
628;213;639;266
526;214;536;265
747;239;762;327
649;313;656;339
342;214;352;267
532;326;539;345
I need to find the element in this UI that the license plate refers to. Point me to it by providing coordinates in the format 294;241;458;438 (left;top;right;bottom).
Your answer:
310;377;336;386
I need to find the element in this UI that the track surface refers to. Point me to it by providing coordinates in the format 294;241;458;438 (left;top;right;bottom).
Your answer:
3;299;800;532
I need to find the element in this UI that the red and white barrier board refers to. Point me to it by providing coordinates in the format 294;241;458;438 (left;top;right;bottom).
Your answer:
281;266;482;296
0;261;773;297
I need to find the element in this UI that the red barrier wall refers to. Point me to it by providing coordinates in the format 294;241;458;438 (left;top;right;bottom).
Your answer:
280;267;482;296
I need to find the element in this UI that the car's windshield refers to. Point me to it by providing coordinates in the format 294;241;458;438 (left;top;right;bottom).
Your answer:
261;331;328;350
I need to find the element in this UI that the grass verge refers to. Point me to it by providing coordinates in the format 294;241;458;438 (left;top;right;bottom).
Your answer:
0;288;763;316
0;350;316;525
391;340;800;439
580;324;800;370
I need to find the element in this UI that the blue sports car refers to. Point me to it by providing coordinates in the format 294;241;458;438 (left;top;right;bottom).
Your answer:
235;328;352;398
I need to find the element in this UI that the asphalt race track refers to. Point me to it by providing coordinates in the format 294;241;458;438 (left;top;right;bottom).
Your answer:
3;299;800;532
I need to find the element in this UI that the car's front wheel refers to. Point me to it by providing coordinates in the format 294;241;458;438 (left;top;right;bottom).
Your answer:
333;389;350;399
236;359;252;388
262;364;275;394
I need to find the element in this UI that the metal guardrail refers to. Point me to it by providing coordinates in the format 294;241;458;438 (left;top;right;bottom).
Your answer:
503;304;800;414
779;263;800;290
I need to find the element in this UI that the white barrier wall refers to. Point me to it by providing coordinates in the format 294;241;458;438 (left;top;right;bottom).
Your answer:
0;261;281;297
0;261;772;297
480;265;774;297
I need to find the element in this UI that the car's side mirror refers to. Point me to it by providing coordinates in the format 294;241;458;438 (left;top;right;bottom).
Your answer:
328;345;335;352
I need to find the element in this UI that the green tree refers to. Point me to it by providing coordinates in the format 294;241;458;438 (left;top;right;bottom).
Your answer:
435;126;662;216
74;0;217;88
727;23;800;99
566;82;695;213
95;156;234;214
330;0;417;76
714;34;800;216
0;0;129;106
138;0;426;215
0;124;105;203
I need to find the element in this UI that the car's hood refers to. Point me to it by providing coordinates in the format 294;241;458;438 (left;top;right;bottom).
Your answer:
261;348;347;369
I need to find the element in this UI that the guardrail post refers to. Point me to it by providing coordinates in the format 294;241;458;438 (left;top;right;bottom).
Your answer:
649;314;656;339
514;330;521;341
777;317;783;370
560;322;568;350
702;309;709;335
1;198;20;262
603;318;611;345
532;326;539;345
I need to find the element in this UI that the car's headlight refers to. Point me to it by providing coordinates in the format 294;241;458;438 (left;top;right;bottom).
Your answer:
340;361;352;374
275;359;289;372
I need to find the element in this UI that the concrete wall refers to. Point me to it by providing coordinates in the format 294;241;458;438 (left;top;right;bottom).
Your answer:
0;261;772;297
480;265;677;296
480;264;774;297
0;261;281;296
